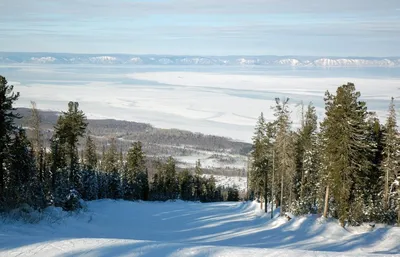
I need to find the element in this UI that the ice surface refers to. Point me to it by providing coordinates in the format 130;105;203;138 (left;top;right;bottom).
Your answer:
4;65;399;143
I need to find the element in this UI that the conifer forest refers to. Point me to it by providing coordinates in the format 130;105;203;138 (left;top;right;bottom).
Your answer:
1;75;399;227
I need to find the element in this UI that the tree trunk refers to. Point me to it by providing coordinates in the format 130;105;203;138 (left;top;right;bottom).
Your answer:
0;159;3;201
384;168;389;210
300;168;305;200
398;189;400;226
323;185;329;218
260;196;263;210
280;170;284;215
246;155;250;201
70;144;75;184
39;148;44;183
264;168;268;213
271;150;275;219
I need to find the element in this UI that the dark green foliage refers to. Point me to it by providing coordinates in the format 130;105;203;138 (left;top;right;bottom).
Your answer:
103;138;122;199
273;98;296;213
5;129;46;209
178;169;194;200
53;168;70;207
320;83;370;225
63;189;82;211
226;187;240;201
84;135;97;171
150;157;179;200
0;75;21;203
248;82;399;225
53;101;88;189
82;169;98;201
124;142;149;200
381;98;400;224
293;103;319;215
149;158;226;202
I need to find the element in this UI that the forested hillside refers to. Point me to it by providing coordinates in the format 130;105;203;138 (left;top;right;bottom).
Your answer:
15;108;251;176
15;107;251;154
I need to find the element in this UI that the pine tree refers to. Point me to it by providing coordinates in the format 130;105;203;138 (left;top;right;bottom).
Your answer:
294;103;319;214
150;157;179;201
320;83;372;226
164;157;179;200
179;169;194;200
50;136;67;191
6;129;45;209
0;75;21;203
194;159;203;200
125;141;148;200
53;101;88;190
104;138;121;199
29;101;45;183
361;115;385;222
84;135;98;171
249;113;268;206
82;134;99;200
381;98;400;223
273;97;296;214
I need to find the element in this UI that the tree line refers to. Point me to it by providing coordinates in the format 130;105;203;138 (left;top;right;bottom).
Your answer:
248;82;400;226
0;75;239;212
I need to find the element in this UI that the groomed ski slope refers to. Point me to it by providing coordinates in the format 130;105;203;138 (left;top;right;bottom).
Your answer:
0;200;399;257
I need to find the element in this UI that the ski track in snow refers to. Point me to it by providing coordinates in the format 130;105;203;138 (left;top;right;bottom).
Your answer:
0;200;399;257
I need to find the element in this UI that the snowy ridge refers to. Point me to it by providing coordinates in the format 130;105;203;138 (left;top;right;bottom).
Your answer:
0;200;399;256
1;52;400;67
30;56;57;63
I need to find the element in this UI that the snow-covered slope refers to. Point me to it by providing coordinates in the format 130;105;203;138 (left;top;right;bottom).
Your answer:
1;52;399;67
1;200;399;256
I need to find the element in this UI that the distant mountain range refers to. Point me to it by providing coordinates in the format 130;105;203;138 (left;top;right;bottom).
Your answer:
1;52;400;67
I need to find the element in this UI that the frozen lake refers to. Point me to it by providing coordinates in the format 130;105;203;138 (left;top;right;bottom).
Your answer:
1;64;400;142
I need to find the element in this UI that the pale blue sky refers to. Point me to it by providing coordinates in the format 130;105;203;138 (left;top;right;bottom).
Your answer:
1;0;400;56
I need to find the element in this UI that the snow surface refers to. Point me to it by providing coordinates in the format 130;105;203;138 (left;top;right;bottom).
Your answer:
203;174;247;192
1;200;399;256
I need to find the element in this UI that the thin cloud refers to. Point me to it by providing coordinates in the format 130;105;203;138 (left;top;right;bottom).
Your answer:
0;0;399;56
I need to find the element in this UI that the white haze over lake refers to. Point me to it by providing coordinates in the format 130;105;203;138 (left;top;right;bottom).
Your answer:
2;65;400;142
